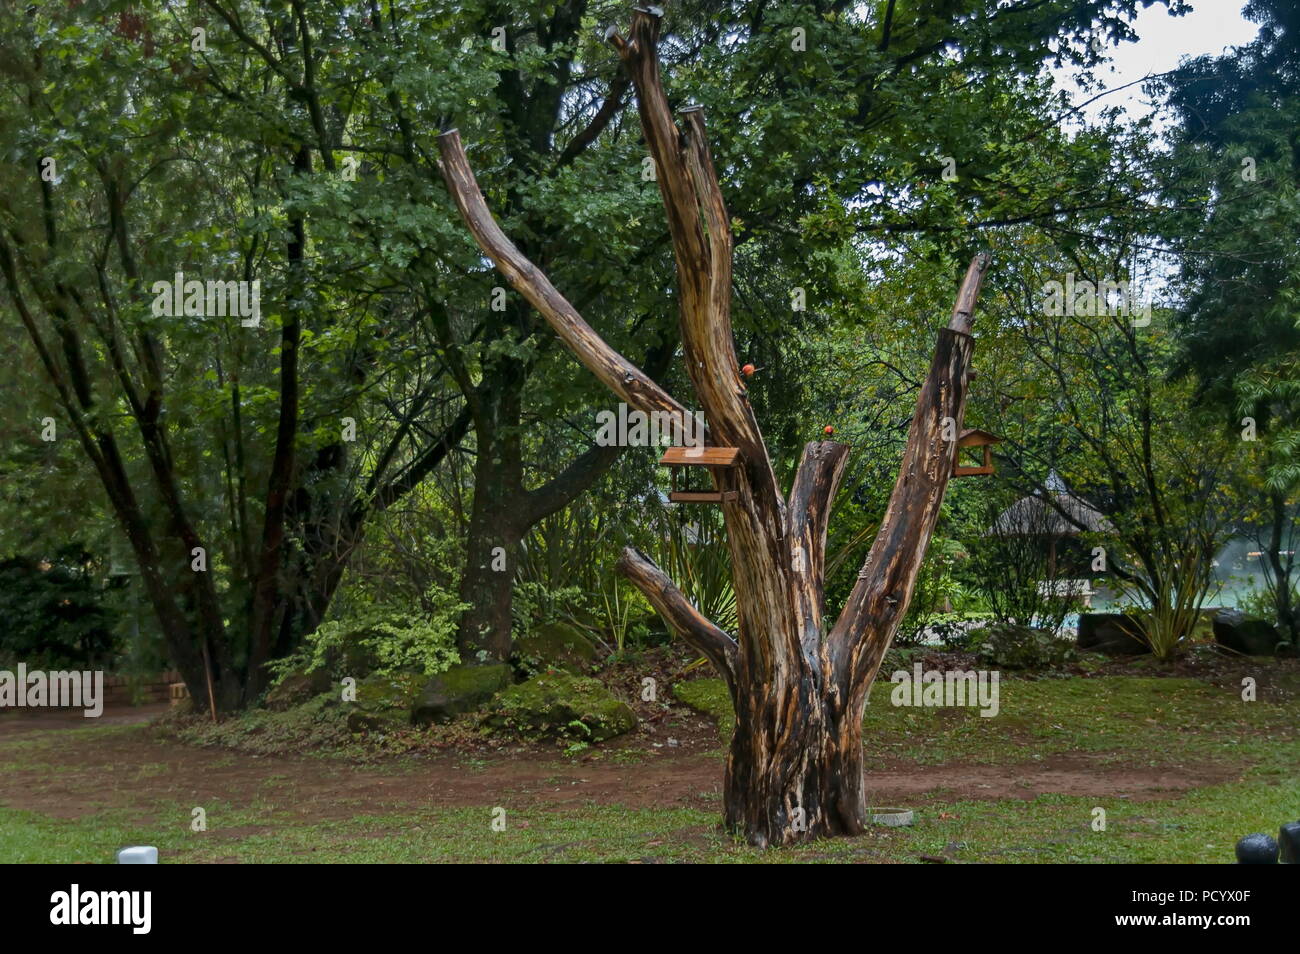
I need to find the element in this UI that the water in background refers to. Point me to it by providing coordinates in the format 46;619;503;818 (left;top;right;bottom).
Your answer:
917;537;1288;642
1056;535;1285;632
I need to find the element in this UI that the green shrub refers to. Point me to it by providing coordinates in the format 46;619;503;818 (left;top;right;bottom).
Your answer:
1238;585;1278;621
930;612;994;651
652;504;737;635
1239;583;1299;646
895;537;966;646
270;585;463;682
1109;546;1214;661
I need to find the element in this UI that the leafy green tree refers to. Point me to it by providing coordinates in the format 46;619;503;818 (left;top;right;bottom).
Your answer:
0;3;474;706
1157;0;1300;635
985;241;1243;657
0;0;1195;708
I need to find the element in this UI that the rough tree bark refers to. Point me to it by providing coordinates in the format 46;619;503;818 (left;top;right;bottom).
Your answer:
437;7;991;846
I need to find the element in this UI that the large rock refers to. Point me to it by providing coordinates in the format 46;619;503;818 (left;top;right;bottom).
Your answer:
346;672;424;732
264;668;332;711
513;622;599;674
1076;613;1149;655
1279;822;1300;864
411;662;513;725
973;623;1075;669
483;671;636;743
1212;609;1284;656
1235;832;1279;864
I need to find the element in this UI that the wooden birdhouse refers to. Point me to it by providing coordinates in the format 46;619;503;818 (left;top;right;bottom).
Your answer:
659;445;740;503
953;428;1001;477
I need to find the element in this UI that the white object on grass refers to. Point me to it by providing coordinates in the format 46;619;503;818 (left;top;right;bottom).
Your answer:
117;846;158;864
868;808;915;827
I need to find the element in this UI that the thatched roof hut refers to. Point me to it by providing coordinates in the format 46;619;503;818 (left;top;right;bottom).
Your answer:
988;473;1112;536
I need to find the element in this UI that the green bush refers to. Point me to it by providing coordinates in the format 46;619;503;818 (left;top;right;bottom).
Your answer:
270;585;463;682
1238;583;1299;645
895;537;966;646
929;612;992;651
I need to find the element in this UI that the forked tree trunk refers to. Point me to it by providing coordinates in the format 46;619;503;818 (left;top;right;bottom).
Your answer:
438;7;990;846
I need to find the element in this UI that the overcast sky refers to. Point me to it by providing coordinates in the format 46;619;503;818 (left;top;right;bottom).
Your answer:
1053;0;1262;129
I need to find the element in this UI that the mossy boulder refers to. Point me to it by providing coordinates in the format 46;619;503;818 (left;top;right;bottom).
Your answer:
411;662;513;725
346;672;424;732
513;622;600;674
483;672;635;742
974;623;1076;669
264;668;333;711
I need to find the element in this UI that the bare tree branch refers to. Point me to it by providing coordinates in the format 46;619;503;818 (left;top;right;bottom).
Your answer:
617;546;737;687
831;253;990;683
788;440;851;651
436;128;693;433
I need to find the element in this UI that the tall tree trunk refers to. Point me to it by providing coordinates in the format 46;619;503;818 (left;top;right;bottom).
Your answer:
456;510;520;662
456;414;522;662
1266;491;1297;641
725;664;869;843
246;147;309;701
439;8;991;845
454;355;525;661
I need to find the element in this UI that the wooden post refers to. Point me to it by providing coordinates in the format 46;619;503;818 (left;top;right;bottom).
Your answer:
199;636;218;723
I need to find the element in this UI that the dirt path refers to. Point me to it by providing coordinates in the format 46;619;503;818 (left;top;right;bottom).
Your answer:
0;706;1239;826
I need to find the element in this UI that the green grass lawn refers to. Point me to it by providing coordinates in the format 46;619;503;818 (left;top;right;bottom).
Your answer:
2;781;1294;864
1;671;1296;863
678;670;1300;765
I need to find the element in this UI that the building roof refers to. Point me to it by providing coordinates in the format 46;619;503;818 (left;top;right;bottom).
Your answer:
989;490;1112;536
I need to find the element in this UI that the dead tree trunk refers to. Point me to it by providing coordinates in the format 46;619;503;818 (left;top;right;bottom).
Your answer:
438;7;990;846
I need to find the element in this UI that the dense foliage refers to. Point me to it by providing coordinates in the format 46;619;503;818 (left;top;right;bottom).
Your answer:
0;0;1294;705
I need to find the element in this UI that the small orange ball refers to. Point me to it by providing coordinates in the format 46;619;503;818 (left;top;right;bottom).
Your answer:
824;426;834;435
741;363;756;376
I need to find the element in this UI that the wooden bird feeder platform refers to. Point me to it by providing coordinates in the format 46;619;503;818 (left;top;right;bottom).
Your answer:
660;445;740;503
953;428;1001;477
